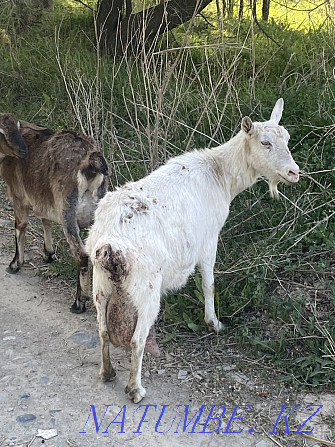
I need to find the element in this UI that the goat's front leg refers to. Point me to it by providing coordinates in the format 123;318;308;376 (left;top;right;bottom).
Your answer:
199;242;224;333
42;218;55;263
8;204;29;273
73;253;90;313
62;191;90;313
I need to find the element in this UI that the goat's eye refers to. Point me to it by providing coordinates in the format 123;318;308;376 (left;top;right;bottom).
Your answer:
261;140;271;147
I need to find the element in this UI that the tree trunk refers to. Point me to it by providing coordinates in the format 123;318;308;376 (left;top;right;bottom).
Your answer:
222;0;226;17
125;0;132;17
262;0;270;21
227;0;234;17
238;0;243;18
97;0;123;50
251;0;257;19
97;0;214;55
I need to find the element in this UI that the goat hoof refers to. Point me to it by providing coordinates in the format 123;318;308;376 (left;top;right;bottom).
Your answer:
207;319;225;333
7;264;20;274
125;385;146;403
70;303;86;314
99;368;116;382
70;296;89;314
44;252;55;263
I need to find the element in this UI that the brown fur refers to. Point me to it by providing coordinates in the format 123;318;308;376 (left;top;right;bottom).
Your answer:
10;126;99;215
0;113;109;312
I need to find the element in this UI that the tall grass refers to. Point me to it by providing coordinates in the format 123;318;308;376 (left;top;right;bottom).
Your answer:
0;0;334;387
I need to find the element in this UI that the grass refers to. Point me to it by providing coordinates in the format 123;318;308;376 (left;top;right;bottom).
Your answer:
0;0;334;389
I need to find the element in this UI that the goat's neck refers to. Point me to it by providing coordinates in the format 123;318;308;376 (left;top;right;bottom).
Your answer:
207;131;258;201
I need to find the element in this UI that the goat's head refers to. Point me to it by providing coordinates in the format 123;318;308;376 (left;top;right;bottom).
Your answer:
0;113;28;160
241;98;299;197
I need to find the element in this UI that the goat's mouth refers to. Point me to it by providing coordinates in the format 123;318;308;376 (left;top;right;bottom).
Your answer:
18;150;28;160
12;150;28;160
278;172;299;185
15;144;28;159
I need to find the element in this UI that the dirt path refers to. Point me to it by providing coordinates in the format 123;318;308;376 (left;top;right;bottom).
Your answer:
0;202;334;446
0;237;262;447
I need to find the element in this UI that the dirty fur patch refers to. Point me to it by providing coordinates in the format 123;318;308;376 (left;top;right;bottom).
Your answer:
96;244;129;282
106;294;160;358
96;244;160;357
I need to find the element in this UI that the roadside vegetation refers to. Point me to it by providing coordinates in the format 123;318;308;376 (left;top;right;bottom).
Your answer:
0;0;334;389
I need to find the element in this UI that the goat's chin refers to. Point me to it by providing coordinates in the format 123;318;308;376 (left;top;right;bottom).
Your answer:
269;181;279;199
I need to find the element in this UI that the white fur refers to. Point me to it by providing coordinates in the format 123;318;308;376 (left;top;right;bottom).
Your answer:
76;171;104;227
86;98;300;403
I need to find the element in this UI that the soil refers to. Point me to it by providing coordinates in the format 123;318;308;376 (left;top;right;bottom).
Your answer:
0;179;334;447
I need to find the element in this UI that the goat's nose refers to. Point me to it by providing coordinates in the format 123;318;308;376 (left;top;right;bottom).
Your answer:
18;142;28;159
288;166;299;183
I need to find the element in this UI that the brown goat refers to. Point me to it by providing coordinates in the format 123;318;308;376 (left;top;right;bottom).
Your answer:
0;113;108;313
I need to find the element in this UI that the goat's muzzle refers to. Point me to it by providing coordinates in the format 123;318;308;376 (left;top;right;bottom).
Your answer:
277;163;300;185
287;169;299;183
283;168;300;184
18;145;28;159
8;128;28;159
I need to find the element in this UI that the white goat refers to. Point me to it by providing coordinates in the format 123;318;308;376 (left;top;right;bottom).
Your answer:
86;98;300;403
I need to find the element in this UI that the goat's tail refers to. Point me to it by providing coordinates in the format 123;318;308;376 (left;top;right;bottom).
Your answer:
95;243;130;283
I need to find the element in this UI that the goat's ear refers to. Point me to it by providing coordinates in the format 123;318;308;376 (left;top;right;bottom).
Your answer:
19;120;49;137
270;98;284;124
19;120;48;131
241;116;254;135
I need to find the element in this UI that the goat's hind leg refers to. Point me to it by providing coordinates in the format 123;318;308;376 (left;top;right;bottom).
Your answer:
94;285;116;382
42;218;55;263
126;283;161;404
7;204;29;273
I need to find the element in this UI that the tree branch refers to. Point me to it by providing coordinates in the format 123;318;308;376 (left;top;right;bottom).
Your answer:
252;0;280;47
111;0;214;54
73;0;94;11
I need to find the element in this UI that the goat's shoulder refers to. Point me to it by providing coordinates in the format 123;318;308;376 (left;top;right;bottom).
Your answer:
21;126;55;149
0;156;19;186
47;130;96;168
52;130;96;153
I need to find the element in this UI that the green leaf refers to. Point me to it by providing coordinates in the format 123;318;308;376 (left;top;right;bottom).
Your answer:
161;333;175;343
188;322;200;333
194;274;202;293
194;289;205;304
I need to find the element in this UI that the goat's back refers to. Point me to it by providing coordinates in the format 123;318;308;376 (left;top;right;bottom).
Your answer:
87;150;230;292
24;129;97;188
